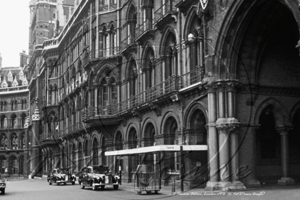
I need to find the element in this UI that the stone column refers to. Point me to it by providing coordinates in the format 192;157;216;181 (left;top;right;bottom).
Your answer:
205;85;219;191
276;126;295;185
215;121;235;188
245;125;261;187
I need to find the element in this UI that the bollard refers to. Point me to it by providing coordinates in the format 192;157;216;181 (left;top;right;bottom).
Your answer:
172;179;176;195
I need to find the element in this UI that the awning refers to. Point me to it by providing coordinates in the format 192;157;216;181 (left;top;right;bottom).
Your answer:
105;145;207;156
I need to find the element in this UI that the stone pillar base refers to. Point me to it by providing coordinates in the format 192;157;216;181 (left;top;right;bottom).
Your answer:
218;181;232;191
245;179;261;188
228;181;246;190
205;181;221;191
277;177;295;186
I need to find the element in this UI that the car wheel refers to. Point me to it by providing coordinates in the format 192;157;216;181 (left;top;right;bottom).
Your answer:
64;182;66;185
100;185;105;189
146;191;151;194
154;190;158;194
113;185;119;190
80;182;85;189
1;188;5;195
72;181;75;185
48;180;52;185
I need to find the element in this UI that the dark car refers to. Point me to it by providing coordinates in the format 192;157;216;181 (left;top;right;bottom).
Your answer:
47;168;76;185
79;165;120;190
0;178;6;195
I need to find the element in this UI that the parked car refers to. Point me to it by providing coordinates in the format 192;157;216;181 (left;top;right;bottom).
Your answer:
47;168;76;185
0;178;6;195
79;165;120;190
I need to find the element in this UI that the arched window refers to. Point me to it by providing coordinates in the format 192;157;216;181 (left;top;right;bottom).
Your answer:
0;156;7;174
92;138;98;165
144;48;155;89
110;25;117;55
19;155;24;174
162;30;177;85
127;5;137;44
49;85;53;105
11;115;17;128
11;100;14;111
1;116;6;128
84;140;89;156
21;133;26;149
1;134;8;150
190;109;207;145
8;156;17;175
11;133;18;150
128;59;137;98
141;0;154;30
21;113;26;128
101;79;108;108
257;105;281;160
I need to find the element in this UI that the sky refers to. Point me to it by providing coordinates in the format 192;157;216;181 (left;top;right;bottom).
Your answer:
0;0;30;67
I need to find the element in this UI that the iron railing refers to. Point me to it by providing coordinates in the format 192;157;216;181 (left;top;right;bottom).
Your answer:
154;0;178;23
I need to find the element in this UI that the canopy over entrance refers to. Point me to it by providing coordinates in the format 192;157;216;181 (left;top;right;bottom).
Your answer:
105;145;208;156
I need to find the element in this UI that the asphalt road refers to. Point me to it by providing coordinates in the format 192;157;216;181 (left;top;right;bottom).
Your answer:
1;179;300;200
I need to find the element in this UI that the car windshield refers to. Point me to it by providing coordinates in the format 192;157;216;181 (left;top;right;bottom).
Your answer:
93;166;109;174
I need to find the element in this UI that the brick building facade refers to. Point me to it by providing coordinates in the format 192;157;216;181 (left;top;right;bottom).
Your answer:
27;0;300;190
0;52;29;178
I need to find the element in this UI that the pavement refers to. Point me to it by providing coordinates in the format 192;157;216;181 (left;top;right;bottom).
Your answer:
4;176;300;200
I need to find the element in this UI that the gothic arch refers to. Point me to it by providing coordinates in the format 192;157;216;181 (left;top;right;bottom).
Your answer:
160;111;181;135
141;117;158;138
290;101;300;120
214;0;299;80
125;122;139;141
184;102;208;129
141;42;157;61
126;2;137;22
183;5;200;39
125;56;138;79
159;25;179;56
254;98;290;127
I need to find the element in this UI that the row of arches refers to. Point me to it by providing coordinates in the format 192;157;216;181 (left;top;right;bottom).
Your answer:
43;105;208;177
0;99;28;111
0;132;26;150
0;155;24;175
0;113;27;129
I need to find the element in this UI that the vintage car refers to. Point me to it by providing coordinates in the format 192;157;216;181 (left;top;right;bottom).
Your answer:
79;165;120;190
0;179;6;195
47;168;76;185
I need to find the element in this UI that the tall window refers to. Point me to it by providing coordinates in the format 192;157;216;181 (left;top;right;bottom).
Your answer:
101;79;108;108
163;32;177;80
11;115;17;128
0;135;8;150
128;60;137;98
127;5;137;44
11;133;18;150
92;138;98;165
